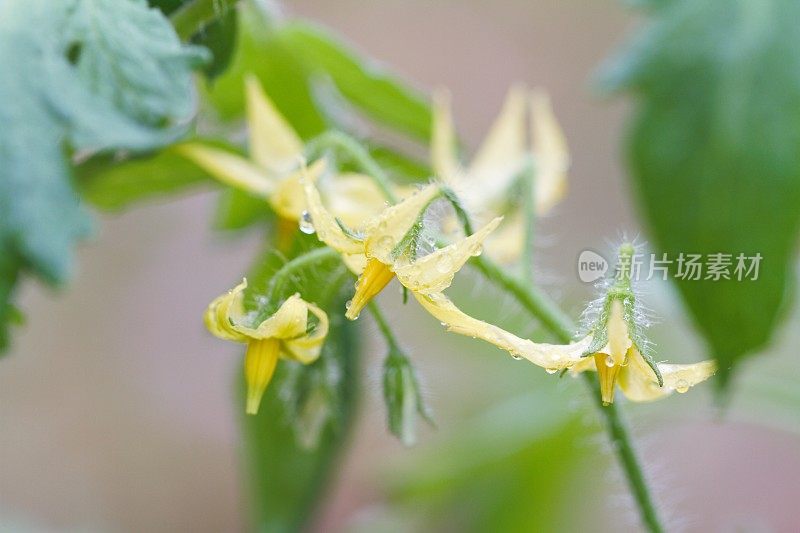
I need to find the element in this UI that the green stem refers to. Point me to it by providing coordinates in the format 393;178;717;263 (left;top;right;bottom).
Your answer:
368;301;401;351
170;0;240;40
473;254;664;533
307;131;398;203
440;181;664;533
313;132;664;532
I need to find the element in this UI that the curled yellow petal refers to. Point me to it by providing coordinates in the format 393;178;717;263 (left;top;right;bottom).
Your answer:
244;338;280;415
245;74;303;174
393;217;502;294
530;90;569;215
301;171;364;255
204;279;249;342
618;349;717;402
431;89;462;184
364;184;441;264
178;143;274;198
231;293;310;340
346;258;395;320
282;302;329;364
414;292;589;371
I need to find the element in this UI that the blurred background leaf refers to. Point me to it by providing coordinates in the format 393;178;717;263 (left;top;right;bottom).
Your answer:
0;0;206;351
77;145;214;211
598;0;800;389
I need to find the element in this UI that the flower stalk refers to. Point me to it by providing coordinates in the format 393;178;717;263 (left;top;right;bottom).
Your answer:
352;143;665;533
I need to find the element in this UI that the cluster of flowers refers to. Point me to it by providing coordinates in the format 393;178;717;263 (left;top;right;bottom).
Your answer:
185;75;715;419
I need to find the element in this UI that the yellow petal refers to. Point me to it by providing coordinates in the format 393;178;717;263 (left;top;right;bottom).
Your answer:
282;302;329;364
301;171;365;255
594;354;621;405
270;159;325;221
393;217;502;294
364;184;441;264
414;292;589;371
466;86;527;207
233;293;310;340
204;279;249;342
431;89;463;183
245;74;303;174
606;299;632;361
619;349;717;402
320;172;388;227
530;91;569;215
244;338;280;414
480;212;524;264
342;253;368;275
178;143;274;198
346;258;395;320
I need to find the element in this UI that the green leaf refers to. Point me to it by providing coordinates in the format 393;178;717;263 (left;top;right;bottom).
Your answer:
385;391;588;533
191;5;238;79
213;188;272;231
207;3;327;139
0;0;206;349
276;21;432;142
77;146;213;211
599;0;800;388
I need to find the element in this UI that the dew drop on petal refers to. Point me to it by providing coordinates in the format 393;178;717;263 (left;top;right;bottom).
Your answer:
605;355;615;367
470;246;482;257
511;353;523;361
675;379;689;393
545;367;558;374
345;299;352;310
298;211;315;234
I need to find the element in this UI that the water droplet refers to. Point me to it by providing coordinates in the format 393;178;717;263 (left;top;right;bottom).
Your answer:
511;352;523;360
470;246;482;257
436;254;454;273
439;321;447;327
605;355;615;367
299;211;315;234
345;299;352;310
545;367;558;374
675;379;689;393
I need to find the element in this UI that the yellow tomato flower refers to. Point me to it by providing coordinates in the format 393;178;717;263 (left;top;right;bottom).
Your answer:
416;243;716;404
432;87;569;262
205;279;329;415
301;176;502;320
567;297;716;404
177;74;387;228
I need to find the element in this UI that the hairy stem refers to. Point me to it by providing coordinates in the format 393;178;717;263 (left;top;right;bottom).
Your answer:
368;302;401;351
471;255;664;533
333;134;664;532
